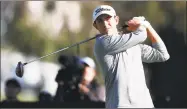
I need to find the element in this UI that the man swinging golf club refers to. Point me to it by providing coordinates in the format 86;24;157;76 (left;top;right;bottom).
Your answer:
93;5;170;108
15;4;170;108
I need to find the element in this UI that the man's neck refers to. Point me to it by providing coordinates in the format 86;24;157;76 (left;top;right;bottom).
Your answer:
100;29;119;36
108;28;119;35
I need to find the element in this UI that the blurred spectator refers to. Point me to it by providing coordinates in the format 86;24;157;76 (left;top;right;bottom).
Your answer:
54;55;91;102
79;57;105;102
38;91;53;102
2;78;21;103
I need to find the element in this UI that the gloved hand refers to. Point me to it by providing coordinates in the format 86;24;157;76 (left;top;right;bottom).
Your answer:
133;16;151;28
133;16;146;21
121;16;151;33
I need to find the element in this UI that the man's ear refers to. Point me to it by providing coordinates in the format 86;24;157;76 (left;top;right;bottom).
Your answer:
115;16;119;25
93;23;97;29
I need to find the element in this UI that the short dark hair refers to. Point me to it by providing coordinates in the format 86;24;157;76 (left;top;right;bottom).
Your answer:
6;78;21;88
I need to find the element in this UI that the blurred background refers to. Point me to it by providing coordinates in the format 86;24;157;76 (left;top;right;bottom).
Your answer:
1;1;187;108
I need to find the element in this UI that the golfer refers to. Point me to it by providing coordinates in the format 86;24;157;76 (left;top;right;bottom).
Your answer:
93;5;170;108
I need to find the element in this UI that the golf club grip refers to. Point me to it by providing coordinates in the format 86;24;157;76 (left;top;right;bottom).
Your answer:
121;24;129;29
23;63;27;66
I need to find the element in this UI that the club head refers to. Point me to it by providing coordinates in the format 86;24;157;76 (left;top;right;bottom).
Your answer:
15;61;24;78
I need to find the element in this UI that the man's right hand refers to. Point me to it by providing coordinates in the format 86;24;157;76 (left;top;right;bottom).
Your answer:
126;16;150;32
126;18;141;31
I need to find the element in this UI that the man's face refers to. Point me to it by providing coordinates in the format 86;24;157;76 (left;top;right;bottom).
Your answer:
93;14;119;35
81;66;96;86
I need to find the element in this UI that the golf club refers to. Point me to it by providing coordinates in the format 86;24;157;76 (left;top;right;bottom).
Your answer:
15;35;99;78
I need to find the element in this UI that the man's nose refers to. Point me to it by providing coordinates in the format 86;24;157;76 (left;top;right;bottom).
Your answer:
103;20;108;25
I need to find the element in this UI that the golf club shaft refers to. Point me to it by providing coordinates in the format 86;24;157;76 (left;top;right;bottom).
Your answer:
24;36;98;66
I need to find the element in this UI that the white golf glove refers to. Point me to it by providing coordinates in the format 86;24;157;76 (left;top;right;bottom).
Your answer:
133;16;151;28
133;16;146;21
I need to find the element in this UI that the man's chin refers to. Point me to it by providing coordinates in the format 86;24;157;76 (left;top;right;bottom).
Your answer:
104;30;110;34
100;30;112;35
